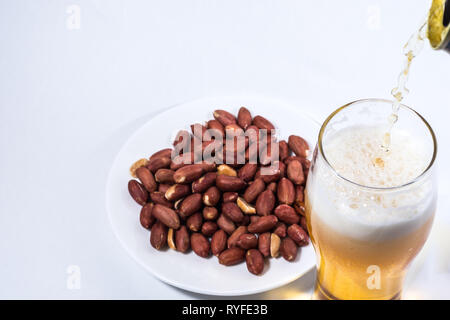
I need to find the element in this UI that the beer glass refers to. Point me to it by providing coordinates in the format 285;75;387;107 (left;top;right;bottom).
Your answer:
305;99;437;300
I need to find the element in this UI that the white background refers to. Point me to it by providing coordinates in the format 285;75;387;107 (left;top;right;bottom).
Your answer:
0;0;449;299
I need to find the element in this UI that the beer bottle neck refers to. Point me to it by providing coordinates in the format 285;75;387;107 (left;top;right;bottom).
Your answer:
444;0;449;27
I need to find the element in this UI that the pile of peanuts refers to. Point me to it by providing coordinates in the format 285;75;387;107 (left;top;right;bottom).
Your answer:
128;107;310;275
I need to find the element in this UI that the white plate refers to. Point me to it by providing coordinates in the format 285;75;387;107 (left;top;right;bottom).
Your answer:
106;96;320;296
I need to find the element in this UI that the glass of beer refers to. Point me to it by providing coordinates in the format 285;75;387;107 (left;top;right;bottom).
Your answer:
305;99;437;300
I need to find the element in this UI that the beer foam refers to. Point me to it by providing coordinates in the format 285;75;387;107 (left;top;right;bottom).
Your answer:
307;126;435;241
324;126;428;188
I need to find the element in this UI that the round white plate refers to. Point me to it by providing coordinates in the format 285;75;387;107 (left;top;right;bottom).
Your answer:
106;96;320;296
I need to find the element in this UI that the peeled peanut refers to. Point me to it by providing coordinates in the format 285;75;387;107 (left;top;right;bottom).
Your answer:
237;197;256;214
130;158;149;178
168;228;176;250
270;233;281;258
217;164;237;177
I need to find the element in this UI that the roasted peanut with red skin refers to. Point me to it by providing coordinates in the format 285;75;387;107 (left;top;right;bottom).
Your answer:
217;214;236;235
227;226;247;248
277;178;295;205
203;186;221;206
248;215;278;233
152;204;180;229
175;226;190;253
150;221;167;250
201;221;218;237
150;148;173;161
258;232;270;257
267;182;277;193
216;175;246;192
136;167;157;192
158;183;171;193
237;233;258;249
255;190;276;216
222;202;244;223
238;163;258;182
173;164;204;184
186;212;203;232
280;237;298;261
243;178;265;203
191;233;210;258
246;249;264;275
128;180;148;206
253;115;275;133
219;247;245;266
211;229;228;256
206;119;225;136
287;224;309;246
274;204;300;225
150;191;173;208
288;135;309;158
140;203;155;229
223;192;238;203
278;140;290;161
294;185;304;205
155;169;175;184
273;222;287;238
147;157;171;173
287;160;304;185
178;193;202;218
165;184;191;202
203;206;219;220
237;107;252;130
192;172;217;193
